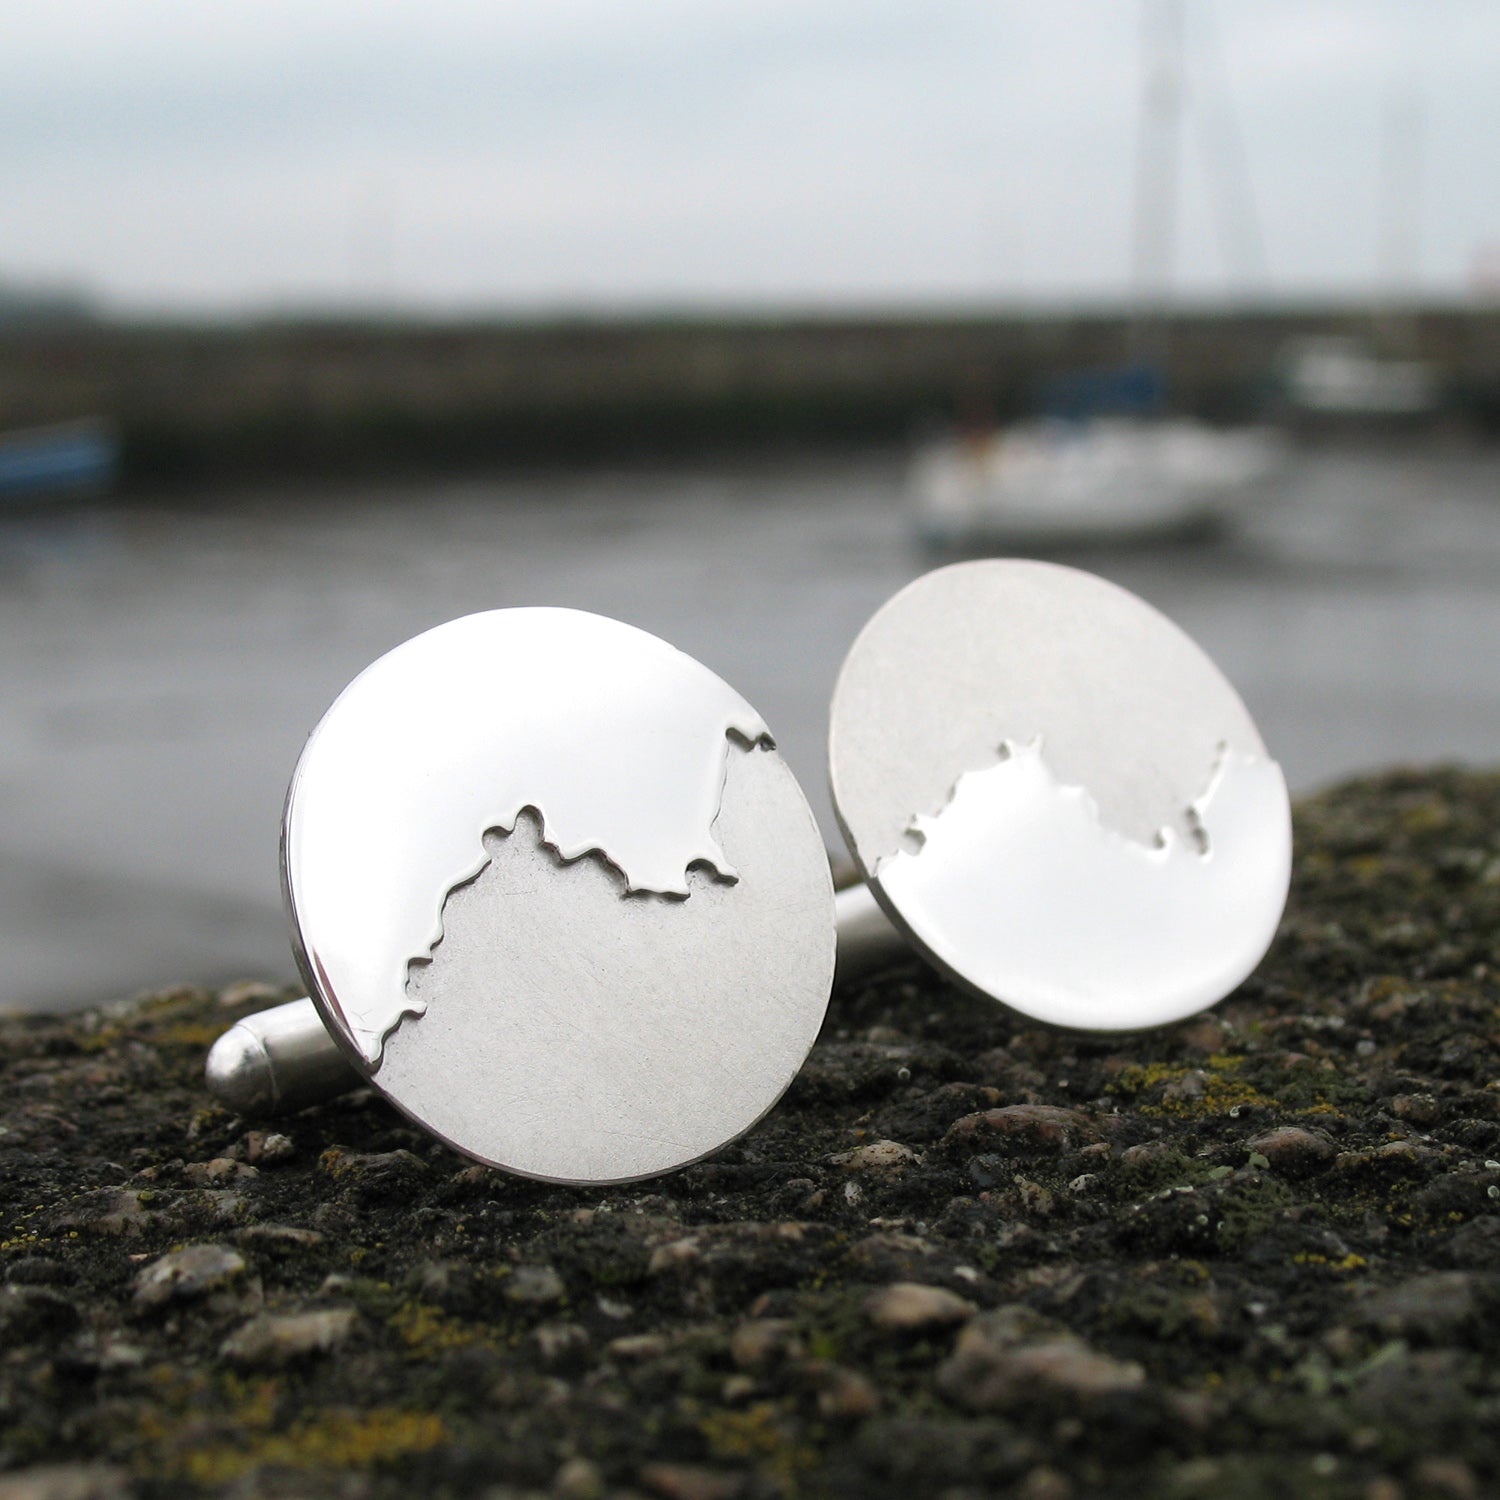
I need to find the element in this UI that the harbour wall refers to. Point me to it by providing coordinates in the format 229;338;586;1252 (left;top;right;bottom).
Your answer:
3;305;1499;481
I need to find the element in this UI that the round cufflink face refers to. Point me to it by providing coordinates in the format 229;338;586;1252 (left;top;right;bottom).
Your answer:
829;559;1291;1031
283;608;835;1184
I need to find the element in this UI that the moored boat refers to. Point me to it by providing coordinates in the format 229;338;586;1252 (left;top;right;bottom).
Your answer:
0;420;119;503
911;416;1282;553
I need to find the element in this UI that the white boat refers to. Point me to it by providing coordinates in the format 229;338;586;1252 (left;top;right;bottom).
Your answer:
911;417;1282;552
911;1;1282;554
1281;336;1440;419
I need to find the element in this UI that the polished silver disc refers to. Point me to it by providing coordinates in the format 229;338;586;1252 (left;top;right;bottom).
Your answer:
829;560;1291;1031
283;608;834;1184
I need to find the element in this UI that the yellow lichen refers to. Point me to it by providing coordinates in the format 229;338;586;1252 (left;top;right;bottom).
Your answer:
389;1300;491;1356
223;1377;280;1431
700;1402;819;1495
1293;1252;1368;1274
804;1330;841;1362
1114;1061;1184;1093
153;1020;226;1049
1397;799;1449;835
1115;1058;1280;1118
131;1363;447;1486
175;1407;447;1485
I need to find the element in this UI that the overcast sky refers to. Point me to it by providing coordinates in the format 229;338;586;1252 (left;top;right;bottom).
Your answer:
3;1;1497;314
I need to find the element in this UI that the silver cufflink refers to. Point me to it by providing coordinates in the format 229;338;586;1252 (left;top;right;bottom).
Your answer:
208;564;1292;1179
828;558;1292;1030
209;607;838;1186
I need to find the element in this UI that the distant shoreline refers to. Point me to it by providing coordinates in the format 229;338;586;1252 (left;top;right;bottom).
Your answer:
3;305;1497;483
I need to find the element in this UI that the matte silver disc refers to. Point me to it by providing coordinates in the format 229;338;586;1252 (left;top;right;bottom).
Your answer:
829;560;1291;1031
283;608;834;1184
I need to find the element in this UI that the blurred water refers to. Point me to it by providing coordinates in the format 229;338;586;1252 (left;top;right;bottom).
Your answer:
1;441;1498;1012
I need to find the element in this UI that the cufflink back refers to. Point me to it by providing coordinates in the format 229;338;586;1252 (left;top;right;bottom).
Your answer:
828;558;1292;1030
213;607;836;1186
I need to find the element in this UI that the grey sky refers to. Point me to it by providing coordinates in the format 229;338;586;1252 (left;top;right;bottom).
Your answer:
2;1;1497;313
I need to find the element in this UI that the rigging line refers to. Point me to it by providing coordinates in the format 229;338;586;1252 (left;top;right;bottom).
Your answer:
1184;0;1271;295
1130;0;1184;359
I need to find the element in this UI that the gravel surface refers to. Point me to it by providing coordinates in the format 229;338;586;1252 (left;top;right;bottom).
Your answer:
2;767;1499;1499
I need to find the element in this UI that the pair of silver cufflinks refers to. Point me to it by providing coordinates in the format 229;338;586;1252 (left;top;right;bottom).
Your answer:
206;558;1292;1188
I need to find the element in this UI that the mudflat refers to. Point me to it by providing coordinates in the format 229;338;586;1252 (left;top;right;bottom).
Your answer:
5;442;1500;1014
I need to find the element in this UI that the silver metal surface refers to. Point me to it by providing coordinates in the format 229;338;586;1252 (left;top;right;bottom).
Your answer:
207;889;908;1118
276;607;835;1184
832;883;912;988
829;559;1292;1031
284;608;774;1068
205;997;358;1115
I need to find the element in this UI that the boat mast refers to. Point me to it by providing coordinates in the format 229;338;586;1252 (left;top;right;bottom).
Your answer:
1375;83;1423;350
1130;0;1183;365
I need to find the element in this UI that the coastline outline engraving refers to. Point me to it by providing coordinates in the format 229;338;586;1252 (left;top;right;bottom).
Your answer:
284;608;776;1068
395;732;767;1063
874;735;1291;1025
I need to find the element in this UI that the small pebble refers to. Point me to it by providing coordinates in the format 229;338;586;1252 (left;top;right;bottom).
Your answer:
944;1104;1096;1154
809;1362;881;1419
1019;1466;1073;1500
1248;1126;1336;1177
0;1463;132;1500
1413;1458;1478;1500
826;1140;920;1173
182;1157;258;1185
243;1131;295;1166
132;1244;245;1310
532;1322;590;1368
863;1281;975;1333
639;1462;743;1500
608;1333;669;1361
730;1318;799;1370
503;1264;566;1305
939;1317;1144;1412
220;1308;357;1367
552;1456;605;1500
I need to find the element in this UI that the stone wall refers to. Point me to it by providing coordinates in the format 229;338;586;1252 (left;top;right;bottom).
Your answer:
3;306;1499;480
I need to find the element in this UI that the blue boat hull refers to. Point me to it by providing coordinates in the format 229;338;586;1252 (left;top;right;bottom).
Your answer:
0;422;119;501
